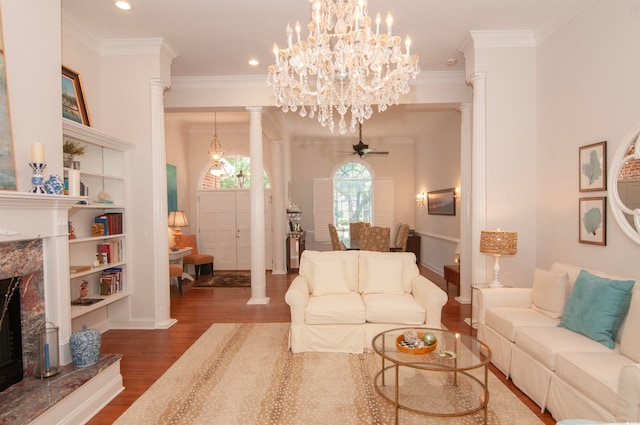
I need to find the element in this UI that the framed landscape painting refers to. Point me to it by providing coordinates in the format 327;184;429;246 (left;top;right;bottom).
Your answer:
579;197;606;245
579;141;606;192
62;66;91;126
0;11;17;191
427;188;456;216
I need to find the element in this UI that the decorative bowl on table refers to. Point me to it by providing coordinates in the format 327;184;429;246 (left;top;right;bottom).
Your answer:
396;331;438;355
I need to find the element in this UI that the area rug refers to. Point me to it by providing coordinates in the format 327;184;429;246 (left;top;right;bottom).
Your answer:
191;272;251;288
115;323;544;425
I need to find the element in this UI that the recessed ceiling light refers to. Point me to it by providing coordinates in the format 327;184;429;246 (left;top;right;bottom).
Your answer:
446;58;457;66
115;1;132;10
248;59;259;66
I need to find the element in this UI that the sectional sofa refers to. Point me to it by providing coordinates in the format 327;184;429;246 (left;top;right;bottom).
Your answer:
285;250;448;353
477;262;639;423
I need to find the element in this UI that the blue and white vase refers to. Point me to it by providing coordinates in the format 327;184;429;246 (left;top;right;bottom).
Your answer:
44;174;64;195
70;325;101;367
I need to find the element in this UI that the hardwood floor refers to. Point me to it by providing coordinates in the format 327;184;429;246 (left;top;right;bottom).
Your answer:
88;267;556;424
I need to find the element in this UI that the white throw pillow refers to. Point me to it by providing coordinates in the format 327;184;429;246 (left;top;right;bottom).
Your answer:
309;257;350;296
532;269;569;319
360;255;403;294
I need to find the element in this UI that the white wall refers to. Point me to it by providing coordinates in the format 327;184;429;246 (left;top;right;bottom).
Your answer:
3;0;62;190
536;0;640;277
165;118;192;241
466;34;539;287
414;110;462;273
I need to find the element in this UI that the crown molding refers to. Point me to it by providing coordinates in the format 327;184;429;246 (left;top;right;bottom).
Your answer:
535;0;597;42
101;38;178;61
468;30;537;48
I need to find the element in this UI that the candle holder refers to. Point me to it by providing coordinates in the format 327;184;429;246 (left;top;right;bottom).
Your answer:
36;321;60;378
29;163;46;194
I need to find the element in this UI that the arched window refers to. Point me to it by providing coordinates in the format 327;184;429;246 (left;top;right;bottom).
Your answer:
333;162;372;238
201;155;271;189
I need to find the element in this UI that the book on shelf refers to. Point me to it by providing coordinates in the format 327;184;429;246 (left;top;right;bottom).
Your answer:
102;267;124;293
94;212;123;236
94;215;109;235
97;239;124;264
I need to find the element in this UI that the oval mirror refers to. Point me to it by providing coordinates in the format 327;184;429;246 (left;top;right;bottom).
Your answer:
608;124;640;245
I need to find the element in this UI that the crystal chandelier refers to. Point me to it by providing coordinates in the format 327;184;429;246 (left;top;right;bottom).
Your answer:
267;0;420;134
208;112;224;166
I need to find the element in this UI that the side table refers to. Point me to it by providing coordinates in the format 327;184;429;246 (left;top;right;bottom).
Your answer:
468;283;511;334
443;264;460;296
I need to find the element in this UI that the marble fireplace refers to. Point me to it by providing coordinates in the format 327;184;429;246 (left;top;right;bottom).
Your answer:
0;192;123;424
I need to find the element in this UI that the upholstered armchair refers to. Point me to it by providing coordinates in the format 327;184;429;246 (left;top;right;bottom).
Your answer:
177;234;214;278
328;224;345;251
359;226;391;252
349;222;371;242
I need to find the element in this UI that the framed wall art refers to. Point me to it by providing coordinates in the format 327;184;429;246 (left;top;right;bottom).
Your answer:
579;141;606;192
427;188;456;216
0;10;17;191
579;196;606;245
62;66;91;126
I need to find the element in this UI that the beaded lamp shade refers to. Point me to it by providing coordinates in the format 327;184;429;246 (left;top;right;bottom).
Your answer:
480;230;518;256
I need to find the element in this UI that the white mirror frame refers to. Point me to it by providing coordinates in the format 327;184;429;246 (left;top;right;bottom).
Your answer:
608;123;640;245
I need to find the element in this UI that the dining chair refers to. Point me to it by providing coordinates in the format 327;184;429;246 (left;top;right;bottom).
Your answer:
177;234;214;278
328;224;343;251
359;226;391;252
349;222;371;242
395;223;410;251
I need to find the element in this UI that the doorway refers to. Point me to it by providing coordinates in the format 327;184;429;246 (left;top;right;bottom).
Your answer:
197;190;272;271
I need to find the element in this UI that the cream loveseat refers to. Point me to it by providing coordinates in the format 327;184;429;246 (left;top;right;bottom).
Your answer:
477;262;639;423
285;250;448;353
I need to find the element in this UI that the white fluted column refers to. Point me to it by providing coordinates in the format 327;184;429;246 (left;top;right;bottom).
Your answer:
457;102;472;304
247;106;269;304
271;140;286;274
469;73;488;299
150;78;176;328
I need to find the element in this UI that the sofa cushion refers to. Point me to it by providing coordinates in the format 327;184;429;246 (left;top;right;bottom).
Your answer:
299;250;360;293
362;293;425;325
620;288;640;362
486;307;559;342
555;351;635;415
359;254;404;294
515;326;613;371
308;257;350;296
305;292;366;325
532;269;569;319
358;251;418;294
558;270;635;349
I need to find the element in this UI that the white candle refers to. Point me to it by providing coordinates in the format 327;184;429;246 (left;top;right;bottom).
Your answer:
31;143;44;164
386;12;393;37
405;36;411;57
68;169;80;196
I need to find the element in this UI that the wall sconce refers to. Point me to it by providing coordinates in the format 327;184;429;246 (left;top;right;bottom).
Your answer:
454;187;461;199
416;192;426;206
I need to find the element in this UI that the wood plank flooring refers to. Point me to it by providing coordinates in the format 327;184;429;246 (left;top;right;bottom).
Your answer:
88;267;555;424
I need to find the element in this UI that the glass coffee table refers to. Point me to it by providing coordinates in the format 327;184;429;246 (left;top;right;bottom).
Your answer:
372;327;492;424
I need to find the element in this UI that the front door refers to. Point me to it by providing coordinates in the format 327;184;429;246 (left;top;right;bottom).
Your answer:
197;190;272;271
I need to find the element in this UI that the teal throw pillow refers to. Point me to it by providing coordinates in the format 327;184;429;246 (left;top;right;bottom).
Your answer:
558;270;635;348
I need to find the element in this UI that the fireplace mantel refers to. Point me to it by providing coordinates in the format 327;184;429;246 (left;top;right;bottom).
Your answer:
0;192;83;242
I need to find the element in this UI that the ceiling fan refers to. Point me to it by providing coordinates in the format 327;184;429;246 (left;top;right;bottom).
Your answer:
349;123;389;158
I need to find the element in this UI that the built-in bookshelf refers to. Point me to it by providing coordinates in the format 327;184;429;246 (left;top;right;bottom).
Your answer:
63;118;134;331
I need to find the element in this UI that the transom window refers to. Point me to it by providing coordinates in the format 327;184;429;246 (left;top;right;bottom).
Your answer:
201;155;270;189
333;162;372;238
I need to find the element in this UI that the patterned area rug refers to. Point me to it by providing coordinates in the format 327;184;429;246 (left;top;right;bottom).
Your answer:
115;323;544;425
191;272;250;288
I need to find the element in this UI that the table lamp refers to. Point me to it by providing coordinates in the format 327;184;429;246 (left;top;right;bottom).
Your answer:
479;229;517;287
168;210;188;247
